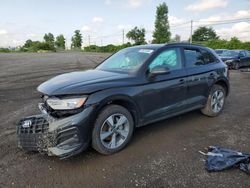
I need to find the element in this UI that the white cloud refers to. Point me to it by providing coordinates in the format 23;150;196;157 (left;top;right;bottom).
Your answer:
199;10;250;22
127;0;151;8
128;0;142;8
186;0;228;12
92;16;104;23
117;24;133;30
105;0;112;5
216;22;250;41
169;16;186;26
0;29;8;35
26;33;38;37
81;25;91;32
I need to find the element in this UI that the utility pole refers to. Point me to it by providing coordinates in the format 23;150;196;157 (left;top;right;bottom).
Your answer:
122;29;125;44
190;20;193;44
88;35;90;46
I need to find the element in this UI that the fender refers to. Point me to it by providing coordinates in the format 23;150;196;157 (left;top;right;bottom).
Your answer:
85;87;142;125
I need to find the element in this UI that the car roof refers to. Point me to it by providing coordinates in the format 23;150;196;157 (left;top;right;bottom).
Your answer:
130;43;208;50
128;44;165;50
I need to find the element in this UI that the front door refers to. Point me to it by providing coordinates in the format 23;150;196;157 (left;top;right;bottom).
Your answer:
138;47;188;124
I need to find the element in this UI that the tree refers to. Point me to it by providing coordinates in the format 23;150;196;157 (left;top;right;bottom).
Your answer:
71;30;82;49
192;26;219;42
227;37;242;49
55;34;66;49
23;39;33;48
152;2;171;44
126;27;146;45
44;33;55;45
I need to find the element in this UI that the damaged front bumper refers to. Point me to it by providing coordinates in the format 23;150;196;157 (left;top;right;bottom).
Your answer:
17;105;94;158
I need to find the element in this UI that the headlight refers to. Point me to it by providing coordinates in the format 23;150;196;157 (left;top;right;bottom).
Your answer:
225;60;234;63
46;96;87;110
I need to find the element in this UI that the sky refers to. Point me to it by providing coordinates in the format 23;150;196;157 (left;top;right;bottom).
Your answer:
0;0;250;48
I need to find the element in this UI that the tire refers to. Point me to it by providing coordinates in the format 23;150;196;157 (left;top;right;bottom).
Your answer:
201;85;226;117
92;105;134;155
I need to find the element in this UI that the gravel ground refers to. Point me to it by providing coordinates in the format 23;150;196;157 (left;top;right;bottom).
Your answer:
0;52;250;188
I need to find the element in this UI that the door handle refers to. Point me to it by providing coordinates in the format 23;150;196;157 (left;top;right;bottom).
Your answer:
209;73;215;78
178;79;185;84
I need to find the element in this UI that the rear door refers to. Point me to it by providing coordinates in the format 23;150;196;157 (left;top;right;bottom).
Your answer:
183;47;218;108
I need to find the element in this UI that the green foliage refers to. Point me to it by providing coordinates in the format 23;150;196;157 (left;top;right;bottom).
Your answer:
152;2;171;44
44;33;55;45
23;39;33;48
193;37;250;50
55;34;66;50
84;43;132;53
192;27;219;42
71;30;82;49
126;27;146;45
0;48;11;53
21;40;56;52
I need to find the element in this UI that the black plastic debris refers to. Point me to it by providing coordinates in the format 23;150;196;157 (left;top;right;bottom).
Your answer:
199;146;250;174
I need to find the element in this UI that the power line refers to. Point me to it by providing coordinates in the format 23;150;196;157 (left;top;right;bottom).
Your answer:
195;17;250;23
194;19;250;28
170;21;190;28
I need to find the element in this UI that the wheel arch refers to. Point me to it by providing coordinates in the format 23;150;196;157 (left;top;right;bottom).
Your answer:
214;79;229;96
94;95;141;127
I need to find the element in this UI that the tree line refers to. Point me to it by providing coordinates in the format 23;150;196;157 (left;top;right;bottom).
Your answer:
20;30;84;52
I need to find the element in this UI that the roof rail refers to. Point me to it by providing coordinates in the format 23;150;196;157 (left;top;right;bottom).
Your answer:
165;42;206;47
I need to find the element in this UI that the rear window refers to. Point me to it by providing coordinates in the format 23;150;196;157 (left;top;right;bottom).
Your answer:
184;48;217;67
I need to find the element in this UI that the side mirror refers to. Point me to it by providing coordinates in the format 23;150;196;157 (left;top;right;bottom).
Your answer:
148;66;170;78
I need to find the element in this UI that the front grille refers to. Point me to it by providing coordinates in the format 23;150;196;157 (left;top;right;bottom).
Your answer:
17;116;49;151
17;116;49;134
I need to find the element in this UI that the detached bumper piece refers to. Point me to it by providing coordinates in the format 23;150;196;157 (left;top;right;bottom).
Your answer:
17;115;84;158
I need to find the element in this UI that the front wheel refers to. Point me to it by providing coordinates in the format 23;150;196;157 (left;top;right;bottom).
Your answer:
92;105;134;155
201;85;226;117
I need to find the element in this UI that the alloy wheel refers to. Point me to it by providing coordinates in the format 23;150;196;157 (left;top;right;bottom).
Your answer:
211;90;224;113
100;114;130;149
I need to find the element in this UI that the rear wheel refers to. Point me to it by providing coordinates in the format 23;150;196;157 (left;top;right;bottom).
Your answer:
201;85;226;117
92;105;134;155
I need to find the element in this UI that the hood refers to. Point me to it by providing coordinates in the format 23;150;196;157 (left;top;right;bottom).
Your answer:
38;69;140;95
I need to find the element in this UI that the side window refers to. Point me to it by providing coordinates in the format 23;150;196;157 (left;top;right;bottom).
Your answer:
239;51;246;57
184;49;204;67
201;49;217;64
184;48;216;67
149;48;182;71
245;51;250;57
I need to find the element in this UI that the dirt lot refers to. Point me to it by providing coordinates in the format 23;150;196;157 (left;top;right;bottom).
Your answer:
0;52;250;188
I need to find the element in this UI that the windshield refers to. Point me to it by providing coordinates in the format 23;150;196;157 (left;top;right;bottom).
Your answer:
96;48;154;73
221;50;239;57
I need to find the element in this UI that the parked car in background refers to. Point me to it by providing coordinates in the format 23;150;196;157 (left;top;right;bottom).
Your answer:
17;43;230;158
220;50;250;69
215;49;228;56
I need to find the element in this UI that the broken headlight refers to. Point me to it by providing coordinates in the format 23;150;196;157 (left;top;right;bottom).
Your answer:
46;96;87;110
